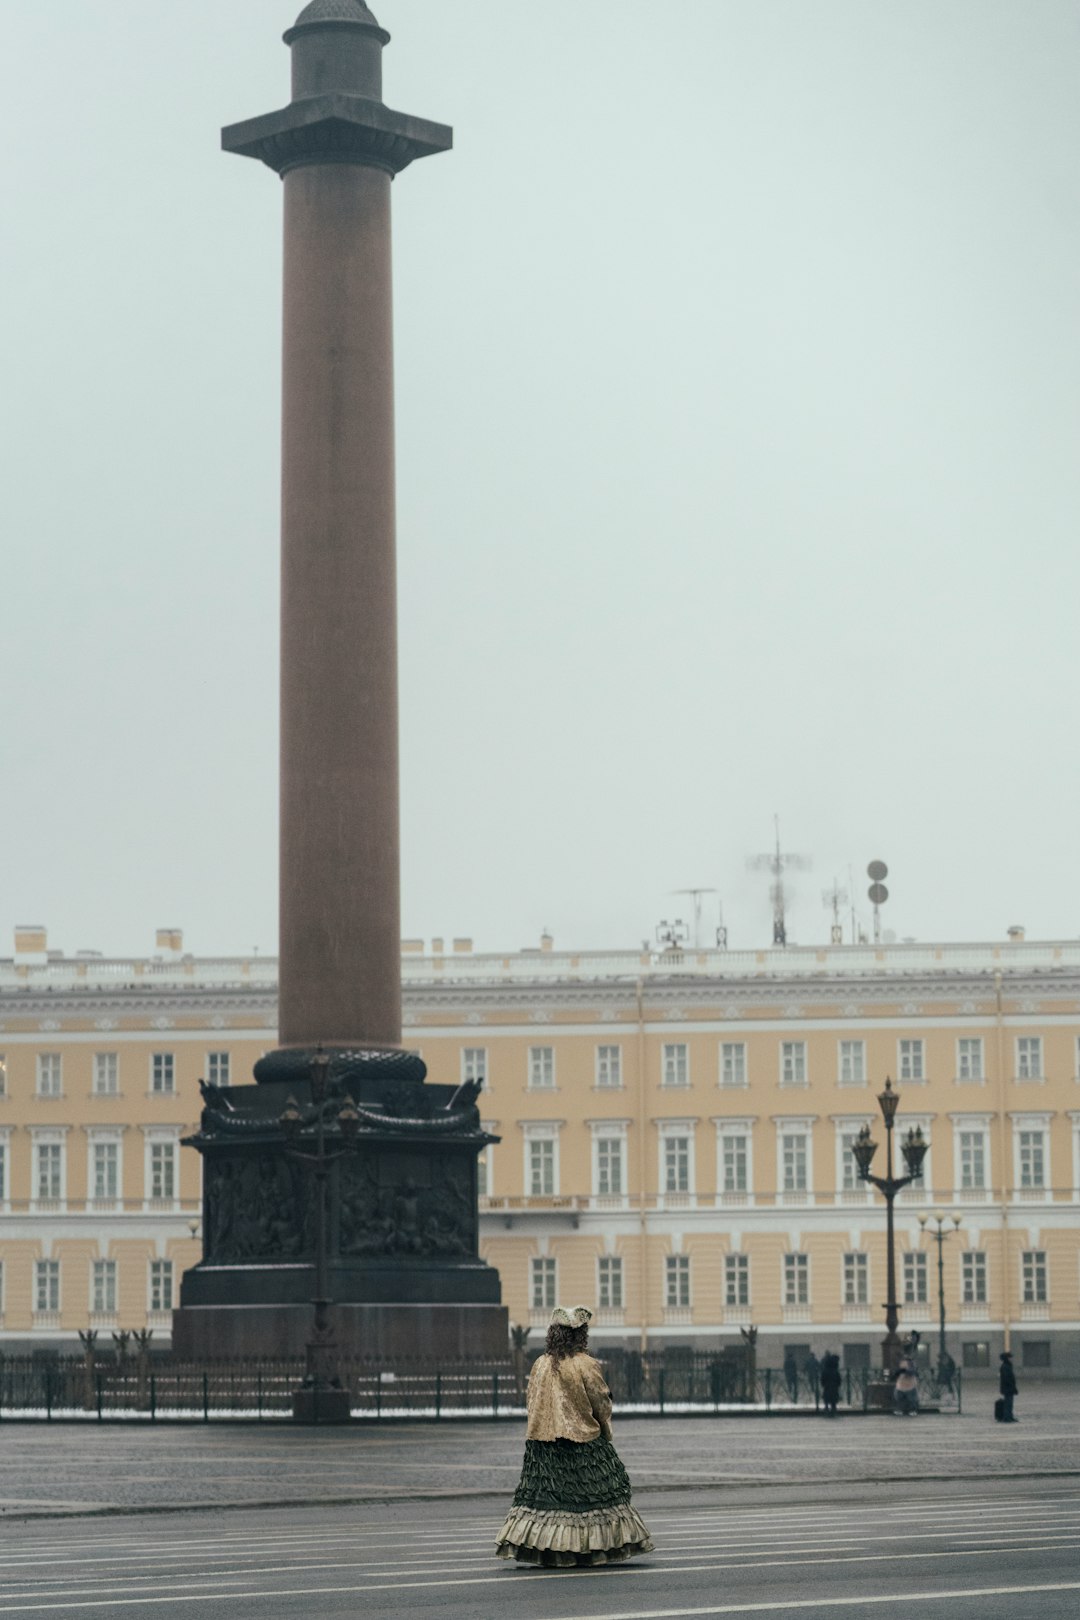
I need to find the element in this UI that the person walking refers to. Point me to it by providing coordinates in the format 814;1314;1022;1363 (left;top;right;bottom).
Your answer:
783;1349;799;1402
894;1353;919;1416
495;1305;654;1567
804;1350;821;1408
998;1351;1019;1423
820;1351;842;1416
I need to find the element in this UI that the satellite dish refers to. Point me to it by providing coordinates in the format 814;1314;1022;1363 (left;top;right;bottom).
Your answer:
867;860;888;882
868;882;889;905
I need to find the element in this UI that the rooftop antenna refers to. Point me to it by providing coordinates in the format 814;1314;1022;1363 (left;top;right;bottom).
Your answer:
716;900;728;950
822;878;848;945
672;888;718;950
747;815;811;946
867;859;889;944
655;917;689;953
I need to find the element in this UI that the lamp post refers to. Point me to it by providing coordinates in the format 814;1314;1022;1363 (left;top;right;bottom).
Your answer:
850;1078;928;1376
279;1048;362;1423
919;1210;962;1379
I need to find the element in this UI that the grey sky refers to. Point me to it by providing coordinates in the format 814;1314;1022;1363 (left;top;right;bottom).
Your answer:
2;1;1078;959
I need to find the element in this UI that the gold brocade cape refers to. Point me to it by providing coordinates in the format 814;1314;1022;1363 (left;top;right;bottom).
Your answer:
525;1352;613;1443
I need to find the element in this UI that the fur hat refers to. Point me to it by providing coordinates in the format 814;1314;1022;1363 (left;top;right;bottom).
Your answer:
549;1305;592;1329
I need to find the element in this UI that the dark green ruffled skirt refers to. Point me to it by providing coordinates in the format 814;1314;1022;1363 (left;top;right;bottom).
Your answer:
495;1437;654;1567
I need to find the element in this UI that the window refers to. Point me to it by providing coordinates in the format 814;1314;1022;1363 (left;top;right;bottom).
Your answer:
1022;1250;1047;1304
93;1053;119;1095
35;1259;60;1314
598;1256;623;1310
957;1038;983;1082
722;1133;748;1194
839;1041;865;1086
531;1256;556;1311
840;1129;865;1192
1019;1130;1046;1189
35;1141;63;1202
783;1253;809;1306
151;1053;175;1094
150;1142;176;1201
528;1047;554;1090
720;1043;747;1088
963;1341;990;1369
899;1039;925;1082
528;1139;555;1197
92;1142;119;1201
780;1042;806;1086
959;1131;986;1191
1022;1340;1051;1370
962;1250;987;1305
0;1140;6;1202
1017;1037;1043;1081
781;1132;807;1192
150;1259;174;1314
665;1254;690;1309
462;1048;487;1088
903;1251;928;1305
725;1253;750;1308
595;1136;624;1197
37;1053;62;1097
596;1045;622;1088
206;1051;230;1086
843;1252;869;1306
0;1054;7;1096
663;1135;690;1194
662;1043;689;1088
92;1259;117;1315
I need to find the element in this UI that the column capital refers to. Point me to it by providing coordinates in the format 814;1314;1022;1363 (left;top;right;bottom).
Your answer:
222;95;452;178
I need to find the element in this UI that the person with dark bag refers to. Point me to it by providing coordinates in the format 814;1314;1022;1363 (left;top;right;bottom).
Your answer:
998;1350;1018;1422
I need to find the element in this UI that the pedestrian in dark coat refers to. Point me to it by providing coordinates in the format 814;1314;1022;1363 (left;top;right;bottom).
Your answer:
783;1350;798;1402
804;1351;821;1406
999;1351;1018;1423
820;1352;842;1416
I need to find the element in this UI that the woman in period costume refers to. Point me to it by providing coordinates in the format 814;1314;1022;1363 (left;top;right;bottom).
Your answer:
495;1305;654;1568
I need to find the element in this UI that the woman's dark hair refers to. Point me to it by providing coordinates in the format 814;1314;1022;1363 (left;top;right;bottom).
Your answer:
546;1321;589;1362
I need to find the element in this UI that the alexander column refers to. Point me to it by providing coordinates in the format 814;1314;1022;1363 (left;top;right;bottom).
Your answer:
174;3;505;1372
225;0;450;1055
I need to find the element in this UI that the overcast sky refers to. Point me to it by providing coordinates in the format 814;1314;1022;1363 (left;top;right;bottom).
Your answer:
2;1;1078;961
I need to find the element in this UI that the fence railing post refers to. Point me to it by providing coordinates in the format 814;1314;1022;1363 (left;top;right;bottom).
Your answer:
957;1367;962;1416
376;1375;382;1421
96;1374;103;1421
658;1369;665;1417
150;1374;156;1422
202;1371;209;1423
764;1367;772;1413
435;1371;442;1420
44;1368;52;1422
492;1372;499;1419
846;1367;852;1409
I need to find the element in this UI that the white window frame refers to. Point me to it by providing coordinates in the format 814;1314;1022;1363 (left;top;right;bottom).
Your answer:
522;1121;561;1198
780;1041;807;1087
835;1116;873;1198
903;1250;929;1305
142;1127;181;1209
597;1254;623;1310
662;1043;690;1089
530;1255;557;1312
591;1121;628;1199
462;1047;488;1089
87;1128;124;1208
149;1258;174;1315
725;1251;750;1308
93;1052;119;1096
1011;1113;1051;1198
899;1038;925;1083
150;1052;176;1095
657;1119;696;1199
774;1116;816;1202
783;1252;809;1306
961;1249;987;1305
34;1257;61;1316
91;1257;118;1318
36;1052;63;1098
30;1128;68;1208
838;1040;866;1087
843;1251;869;1306
477;1120;495;1199
595;1044;622;1089
0;1128;11;1207
951;1115;991;1198
0;1052;6;1097
720;1042;747;1089
206;1051;231;1087
1016;1036;1043;1082
957;1037;984;1083
715;1117;755;1201
528;1046;555;1091
1021;1249;1047;1304
665;1253;691;1309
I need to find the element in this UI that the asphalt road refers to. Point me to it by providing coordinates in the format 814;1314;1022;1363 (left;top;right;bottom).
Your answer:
1;1480;1079;1619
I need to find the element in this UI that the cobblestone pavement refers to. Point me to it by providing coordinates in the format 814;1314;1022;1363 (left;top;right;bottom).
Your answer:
0;1383;1074;1520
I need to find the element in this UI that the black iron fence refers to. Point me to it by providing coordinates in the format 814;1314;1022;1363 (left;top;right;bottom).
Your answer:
0;1351;960;1420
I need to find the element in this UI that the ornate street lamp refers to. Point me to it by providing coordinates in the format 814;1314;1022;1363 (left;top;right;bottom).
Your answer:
850;1078;928;1376
279;1048;363;1423
918;1209;962;1382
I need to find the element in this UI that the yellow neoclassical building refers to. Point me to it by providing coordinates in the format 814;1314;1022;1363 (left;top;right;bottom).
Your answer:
1;925;1078;1375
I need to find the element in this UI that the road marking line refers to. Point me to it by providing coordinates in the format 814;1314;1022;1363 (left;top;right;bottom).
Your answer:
538;1581;1080;1620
